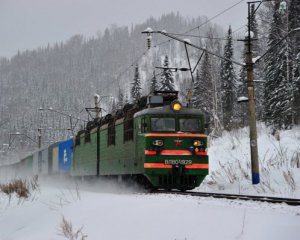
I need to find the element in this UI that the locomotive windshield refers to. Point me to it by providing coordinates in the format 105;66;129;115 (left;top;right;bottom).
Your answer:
179;118;202;132
151;118;176;132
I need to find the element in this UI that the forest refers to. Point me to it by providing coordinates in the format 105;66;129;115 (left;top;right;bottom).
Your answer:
0;0;299;156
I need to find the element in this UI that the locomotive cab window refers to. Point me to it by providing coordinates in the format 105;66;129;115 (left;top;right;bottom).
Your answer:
141;116;148;133
151;118;175;132
179;118;202;132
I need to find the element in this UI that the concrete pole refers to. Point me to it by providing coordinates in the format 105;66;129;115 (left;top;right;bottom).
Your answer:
94;94;100;119
38;128;41;149
246;2;260;184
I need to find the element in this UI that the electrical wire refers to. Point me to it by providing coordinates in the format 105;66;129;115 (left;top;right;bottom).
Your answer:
259;11;288;33
165;32;245;41
98;0;247;96
148;0;247;48
98;51;148;97
184;0;246;34
232;24;247;34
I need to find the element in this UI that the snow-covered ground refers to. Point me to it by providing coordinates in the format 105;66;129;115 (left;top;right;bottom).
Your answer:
1;123;300;239
197;123;300;198
0;182;299;240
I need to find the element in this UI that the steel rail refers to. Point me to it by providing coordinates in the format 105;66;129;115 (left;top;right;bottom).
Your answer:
153;190;300;206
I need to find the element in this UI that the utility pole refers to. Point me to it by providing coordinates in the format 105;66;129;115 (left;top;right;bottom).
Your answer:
86;94;113;120
245;0;288;184
94;94;100;119
39;107;88;135
246;2;259;184
235;1;261;184
38;128;42;148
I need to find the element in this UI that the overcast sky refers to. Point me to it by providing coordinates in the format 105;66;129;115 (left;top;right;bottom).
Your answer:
0;0;247;58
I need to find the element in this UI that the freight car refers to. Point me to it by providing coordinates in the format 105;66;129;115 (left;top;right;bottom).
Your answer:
2;138;74;178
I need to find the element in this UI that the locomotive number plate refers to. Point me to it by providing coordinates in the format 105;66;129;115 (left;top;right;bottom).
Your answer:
164;159;192;165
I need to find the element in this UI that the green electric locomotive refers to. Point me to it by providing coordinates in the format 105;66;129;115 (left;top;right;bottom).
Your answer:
72;91;209;190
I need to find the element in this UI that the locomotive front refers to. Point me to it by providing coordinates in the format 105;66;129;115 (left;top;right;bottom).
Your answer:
135;92;209;190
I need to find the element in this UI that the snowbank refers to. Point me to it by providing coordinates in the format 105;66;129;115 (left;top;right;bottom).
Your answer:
198;123;300;198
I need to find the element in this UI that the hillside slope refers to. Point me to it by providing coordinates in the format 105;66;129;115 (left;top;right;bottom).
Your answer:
198;123;300;198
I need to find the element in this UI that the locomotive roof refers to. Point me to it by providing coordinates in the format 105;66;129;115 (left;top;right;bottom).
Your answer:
134;105;205;118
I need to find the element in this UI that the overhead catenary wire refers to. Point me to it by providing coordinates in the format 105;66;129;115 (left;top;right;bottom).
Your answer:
231;1;288;37
97;0;247;97
98;51;148;97
232;24;248;34
145;0;248;49
185;0;246;34
165;32;268;41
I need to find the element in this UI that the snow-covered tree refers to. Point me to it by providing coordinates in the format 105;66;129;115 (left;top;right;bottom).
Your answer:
289;0;300;124
264;1;293;129
131;64;142;102
150;71;158;94
124;94;129;105
220;26;237;130
117;86;124;109
293;52;300;124
192;70;201;108
192;52;213;117
160;55;175;91
109;98;117;113
204;26;223;136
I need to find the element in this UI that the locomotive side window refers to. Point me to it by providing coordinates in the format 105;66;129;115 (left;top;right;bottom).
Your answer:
75;136;80;146
179;118;201;132
123;109;135;142
151;118;175;132
124;117;134;142
85;131;91;143
107;119;116;146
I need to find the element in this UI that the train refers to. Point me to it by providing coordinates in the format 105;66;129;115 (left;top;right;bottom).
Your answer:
0;91;209;191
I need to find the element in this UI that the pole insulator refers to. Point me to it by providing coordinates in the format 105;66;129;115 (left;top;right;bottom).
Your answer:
147;35;152;50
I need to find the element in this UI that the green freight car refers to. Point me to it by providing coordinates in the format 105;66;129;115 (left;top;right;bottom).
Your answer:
72;91;209;190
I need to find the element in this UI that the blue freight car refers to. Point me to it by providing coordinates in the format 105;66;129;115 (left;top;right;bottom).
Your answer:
58;138;73;173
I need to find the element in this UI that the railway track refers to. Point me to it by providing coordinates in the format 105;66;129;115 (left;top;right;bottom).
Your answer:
154;190;300;206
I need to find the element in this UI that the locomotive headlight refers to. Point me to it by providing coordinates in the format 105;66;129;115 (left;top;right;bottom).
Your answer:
153;139;164;147
193;140;202;147
171;101;182;111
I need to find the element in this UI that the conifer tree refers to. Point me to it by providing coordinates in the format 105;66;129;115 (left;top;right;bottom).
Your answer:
124;94;129;105
192;52;213;116
264;1;292;129
150;71;158;93
220;26;236;130
192;70;201;108
293;52;300;124
110;99;117;113
205;26;224;136
289;0;300;124
160;55;175;91
131;64;141;102
117;86;124;109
